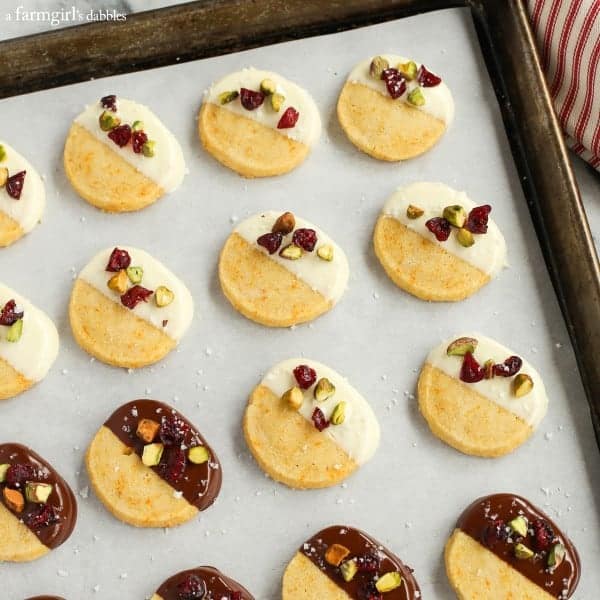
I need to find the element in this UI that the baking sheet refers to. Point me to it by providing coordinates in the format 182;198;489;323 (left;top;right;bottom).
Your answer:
1;6;599;599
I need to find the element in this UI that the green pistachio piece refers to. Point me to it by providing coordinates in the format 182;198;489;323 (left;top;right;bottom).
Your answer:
375;572;403;593
155;286;175;307
0;463;9;482
260;78;277;95
340;559;358;582
271;92;285;112
407;87;426;106
483;359;495;379
513;373;534;397
142;140;156;157
317;244;334;262
314;377;336;402
398;60;418;81
126;266;144;284
508;516;528;537
0;144;6;161
218;90;239;105
6;319;23;343
142;443;164;466
547;543;566;568
330;401;347;425
188;446;210;465
369;56;390;79
406;204;424;219
456;228;475;247
446;336;478;356
98;110;121;131
443;205;467;228
25;482;53;504
279;243;303;260
0;167;8;188
514;543;534;560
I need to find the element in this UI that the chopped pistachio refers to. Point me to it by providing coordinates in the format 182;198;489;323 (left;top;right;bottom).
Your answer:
330;401;347;425
340;559;358;582
188;446;210;465
0;144;6;161
456;228;475;247
271;92;285;112
375;571;403;593
155;286;175;307
406;204;424;219
407;87;426;106
260;78;277;95
514;543;534;559
0;167;8;188
25;482;53;504
0;463;9;482
218;90;239;105
126;266;144;284
6;319;23;343
132;120;144;131
317;244;334;262
443;205;467;228
547;543;566;568
325;543;351;566
398;60;418;80
282;386;303;411
142;140;156;157
279;243;303;260
369;55;389;79
508;516;528;537
98;110;121;131
314;377;336;402
142;442;164;466
446;336;478;356
513;373;534;397
107;269;129;294
483;359;495;379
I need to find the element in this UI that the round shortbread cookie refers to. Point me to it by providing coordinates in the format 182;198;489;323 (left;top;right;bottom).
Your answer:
373;182;507;301
199;68;321;177
445;493;580;599
418;333;548;457
0;141;45;247
69;246;193;368
64;94;184;212
86;400;222;528
244;358;379;489
219;210;349;327
0;283;59;401
337;55;453;161
151;566;254;600
0;443;77;562
283;525;421;599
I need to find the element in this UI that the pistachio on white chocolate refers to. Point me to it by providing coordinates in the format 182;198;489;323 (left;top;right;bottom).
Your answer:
446;337;478;356
126;266;144;284
279;243;303;260
456;228;475;247
0;167;8;188
271;93;285;112
369;56;389;79
218;90;239;105
407;87;425;106
155;286;175;307
314;377;335;402
317;244;334;262
443;205;467;228
260;78;277;95
99;110;121;131
6;319;23;343
513;373;534;397
330;401;346;425
398;60;417;81
0;145;6;161
406;204;424;219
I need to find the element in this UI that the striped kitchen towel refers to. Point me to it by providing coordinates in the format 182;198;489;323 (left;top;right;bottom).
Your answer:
527;0;600;170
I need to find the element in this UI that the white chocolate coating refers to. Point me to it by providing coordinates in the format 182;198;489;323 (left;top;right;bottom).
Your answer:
234;211;349;304
347;55;454;124
74;98;185;193
0;141;45;233
204;68;321;145
427;333;548;428
0;282;59;382
383;182;507;277
260;358;380;465
77;246;193;342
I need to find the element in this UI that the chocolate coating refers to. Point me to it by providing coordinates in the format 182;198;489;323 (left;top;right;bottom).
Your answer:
25;596;66;600
103;399;222;511
457;493;580;598
155;566;254;600
300;525;421;599
0;443;77;550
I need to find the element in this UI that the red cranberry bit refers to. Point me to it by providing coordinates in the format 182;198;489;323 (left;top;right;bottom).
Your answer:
357;552;381;573
257;232;283;255
425;217;451;241
5;463;36;489
493;355;523;377
108;124;132;147
531;519;555;551
465;205;492;234
230;593;242;600
6;170;26;199
106;247;132;272
131;130;148;154
100;94;117;112
293;364;317;389
240;87;265;110
277;106;300;129
311;407;330;432
482;519;508;547
293;228;318;252
24;504;59;530
176;573;206;599
159;414;191;447
417;65;442;87
120;285;153;309
380;68;407;99
460;352;485;383
161;448;187;484
0;299;24;326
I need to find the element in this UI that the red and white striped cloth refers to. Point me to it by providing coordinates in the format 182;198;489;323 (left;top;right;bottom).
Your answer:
527;0;600;170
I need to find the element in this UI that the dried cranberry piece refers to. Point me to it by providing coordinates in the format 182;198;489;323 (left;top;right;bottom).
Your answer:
425;217;451;241
159;414;191;447
357;552;381;573
380;68;407;99
108;124;132;147
482;519;508;547
417;65;442;87
5;463;36;489
120;285;153;309
100;94;117;112
161;447;187;485
293;364;317;389
493;355;523;377
292;228;318;252
460;352;485;383
230;593;242;600
465;205;492;234
311;407;330;431
240;87;265;110
131;130;148;153
532;519;555;551
257;232;283;255
24;504;59;530
176;573;206;599
277;106;300;129
0;299;24;326
106;247;132;272
6;170;26;199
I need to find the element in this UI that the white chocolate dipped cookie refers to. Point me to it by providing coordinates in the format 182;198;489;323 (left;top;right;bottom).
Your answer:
338;54;454;161
69;246;193;368
0;284;59;401
243;358;380;489
219;210;349;327
64;94;185;212
418;333;548;457
0;142;45;247
199;68;321;177
374;182;507;301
